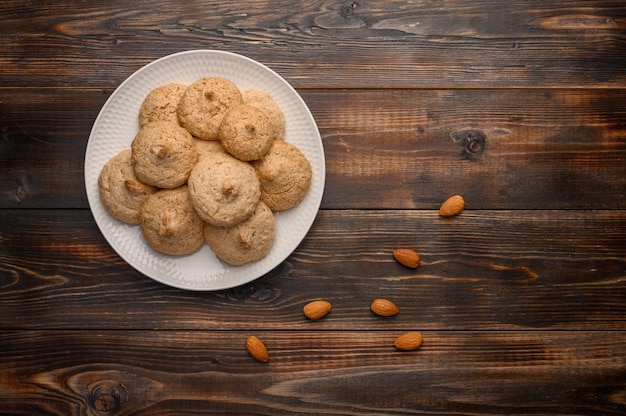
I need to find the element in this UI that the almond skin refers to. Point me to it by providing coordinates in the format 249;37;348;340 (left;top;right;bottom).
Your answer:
303;300;332;321
245;336;269;362
371;298;399;317
393;331;424;351
439;194;465;217
393;248;420;269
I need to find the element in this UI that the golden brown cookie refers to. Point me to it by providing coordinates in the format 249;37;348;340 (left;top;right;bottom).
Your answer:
139;186;205;256
218;104;278;161
98;149;159;224
176;77;243;141
187;152;261;227
193;137;227;161
250;140;312;211
138;83;187;127
131;120;198;189
204;201;276;266
241;89;285;139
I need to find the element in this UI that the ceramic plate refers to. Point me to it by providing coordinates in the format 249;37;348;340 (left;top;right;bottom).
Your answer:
84;50;325;290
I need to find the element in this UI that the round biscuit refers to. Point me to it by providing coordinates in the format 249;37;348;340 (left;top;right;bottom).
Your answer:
194;137;227;161
139;186;205;256
204;201;276;266
250;140;312;211
138;83;187;127
131;120;198;189
177;77;243;141
219;104;278;161
187;152;261;227
98;149;159;224
241;89;285;139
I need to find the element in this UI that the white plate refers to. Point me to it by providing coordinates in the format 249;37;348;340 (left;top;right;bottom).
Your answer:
84;50;325;291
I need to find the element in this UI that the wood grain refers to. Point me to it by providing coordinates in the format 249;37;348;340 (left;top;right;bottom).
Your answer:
1;209;624;331
2;88;625;209
1;0;625;88
1;0;625;413
1;330;625;415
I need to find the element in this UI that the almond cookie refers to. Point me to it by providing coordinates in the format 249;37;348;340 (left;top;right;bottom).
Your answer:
250;140;312;211
242;89;285;139
187;152;261;227
98;149;158;224
131;120;198;189
194;137;227;161
139;186;205;256
138;83;187;127
177;77;243;141
219;104;278;161
204;201;276;266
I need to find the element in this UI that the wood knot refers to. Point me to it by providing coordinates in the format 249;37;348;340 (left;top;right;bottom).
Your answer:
341;2;358;18
451;129;486;160
15;184;27;204
88;380;127;413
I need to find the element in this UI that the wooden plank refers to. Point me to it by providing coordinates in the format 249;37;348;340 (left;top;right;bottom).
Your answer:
1;330;625;415
308;88;626;209
1;0;625;88
1;209;624;331
2;2;624;414
2;88;625;209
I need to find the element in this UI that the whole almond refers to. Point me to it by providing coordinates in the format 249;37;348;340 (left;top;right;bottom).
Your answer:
393;248;420;269
371;298;399;317
393;331;423;351
439;194;465;217
245;336;269;362
303;300;332;320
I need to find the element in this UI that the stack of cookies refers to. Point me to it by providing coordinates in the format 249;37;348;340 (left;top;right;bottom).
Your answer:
98;77;312;266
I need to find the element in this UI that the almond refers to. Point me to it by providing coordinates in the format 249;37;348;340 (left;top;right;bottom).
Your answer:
393;331;423;351
370;298;399;317
393;248;420;269
439;194;465;217
303;300;332;320
245;336;269;362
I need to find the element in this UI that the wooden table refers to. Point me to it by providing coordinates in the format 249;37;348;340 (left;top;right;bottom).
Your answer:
2;1;626;414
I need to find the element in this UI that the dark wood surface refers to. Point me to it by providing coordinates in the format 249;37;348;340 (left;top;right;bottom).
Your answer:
1;1;625;414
